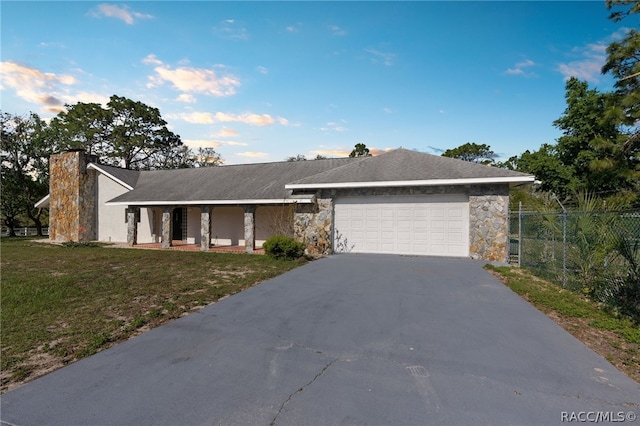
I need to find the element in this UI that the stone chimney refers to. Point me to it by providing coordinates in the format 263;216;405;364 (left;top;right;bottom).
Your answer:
49;150;98;242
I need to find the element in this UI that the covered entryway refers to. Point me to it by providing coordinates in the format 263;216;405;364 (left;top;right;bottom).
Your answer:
333;194;469;257
172;207;186;241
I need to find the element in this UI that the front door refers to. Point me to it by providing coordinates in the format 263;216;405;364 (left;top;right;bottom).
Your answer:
172;208;184;241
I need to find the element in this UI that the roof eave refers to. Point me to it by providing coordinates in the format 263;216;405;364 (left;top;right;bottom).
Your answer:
285;176;536;190
105;198;314;206
87;163;135;190
34;194;50;209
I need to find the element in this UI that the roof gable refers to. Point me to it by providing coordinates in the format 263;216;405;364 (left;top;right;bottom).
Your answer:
88;163;140;190
286;148;534;189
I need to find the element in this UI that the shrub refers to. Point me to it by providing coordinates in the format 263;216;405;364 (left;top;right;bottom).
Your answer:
263;235;305;260
61;241;102;248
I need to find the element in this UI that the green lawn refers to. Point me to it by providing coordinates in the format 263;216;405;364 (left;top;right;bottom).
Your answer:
1;238;307;392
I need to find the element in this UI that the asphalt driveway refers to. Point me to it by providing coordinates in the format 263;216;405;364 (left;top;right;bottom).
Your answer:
1;254;638;425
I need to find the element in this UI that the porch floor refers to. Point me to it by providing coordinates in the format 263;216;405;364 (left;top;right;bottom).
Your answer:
133;241;264;254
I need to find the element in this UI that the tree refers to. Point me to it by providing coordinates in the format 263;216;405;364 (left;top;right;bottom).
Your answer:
1;112;51;235
515;144;577;199
192;147;223;167
442;142;496;164
286;154;307;162
286;153;328;161
602;0;640;202
553;77;638;202
47;102;111;157
0;168;24;236
349;143;371;157
49;95;186;170
106;95;184;169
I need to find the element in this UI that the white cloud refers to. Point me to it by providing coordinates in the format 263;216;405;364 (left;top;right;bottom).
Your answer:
221;140;247;146
0;61;78;113
176;93;196;103
142;54;163;65
369;147;394;156
313;149;350;157
557;42;607;83
383;107;393;114
505;58;537;77
168;112;215;124
505;67;524;76
330;25;347;36
214;127;239;138
313;147;392;158
213;112;288;126
184;139;249;149
92;4;153;25
319;121;347;132
365;48;395;66
144;56;240;97
237;151;269;158
184;139;222;148
168;111;288;127
62;91;110;106
213;19;249;41
257;66;268;75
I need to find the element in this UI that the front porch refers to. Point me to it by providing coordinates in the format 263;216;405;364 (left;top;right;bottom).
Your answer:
125;204;294;253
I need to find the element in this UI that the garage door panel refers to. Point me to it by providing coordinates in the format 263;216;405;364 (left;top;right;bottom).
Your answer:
334;195;469;257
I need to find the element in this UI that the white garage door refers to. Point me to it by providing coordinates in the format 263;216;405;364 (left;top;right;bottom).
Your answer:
334;195;469;257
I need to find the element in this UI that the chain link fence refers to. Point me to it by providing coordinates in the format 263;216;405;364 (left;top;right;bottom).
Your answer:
510;209;640;319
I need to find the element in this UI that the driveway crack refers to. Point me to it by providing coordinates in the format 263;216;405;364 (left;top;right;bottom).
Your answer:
270;358;338;426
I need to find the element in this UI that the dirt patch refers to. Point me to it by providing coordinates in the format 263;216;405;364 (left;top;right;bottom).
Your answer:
1;351;66;394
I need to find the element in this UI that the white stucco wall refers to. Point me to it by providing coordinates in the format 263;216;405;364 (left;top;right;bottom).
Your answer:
186;207;200;244
96;174;159;244
137;207;159;244
206;206;289;248
96;174;129;243
256;206;291;246
211;207;244;246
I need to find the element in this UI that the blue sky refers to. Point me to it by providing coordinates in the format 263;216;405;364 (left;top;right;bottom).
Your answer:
1;1;631;164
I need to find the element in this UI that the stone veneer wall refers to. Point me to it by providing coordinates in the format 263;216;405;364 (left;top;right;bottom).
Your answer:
468;185;510;262
49;150;97;242
294;198;333;255
293;184;511;262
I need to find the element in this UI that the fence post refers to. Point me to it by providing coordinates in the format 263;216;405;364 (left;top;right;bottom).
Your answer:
552;193;568;287
562;210;567;287
518;202;522;267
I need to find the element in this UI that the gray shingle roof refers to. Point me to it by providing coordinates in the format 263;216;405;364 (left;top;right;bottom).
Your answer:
91;164;140;189
288;148;532;186
107;157;358;204
105;148;534;205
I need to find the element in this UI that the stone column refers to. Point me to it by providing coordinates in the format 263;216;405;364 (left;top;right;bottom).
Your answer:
126;207;138;247
244;206;256;253
468;192;509;262
200;206;211;251
162;207;172;249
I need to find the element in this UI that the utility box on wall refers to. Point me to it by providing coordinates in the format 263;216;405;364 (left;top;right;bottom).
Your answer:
49;150;97;242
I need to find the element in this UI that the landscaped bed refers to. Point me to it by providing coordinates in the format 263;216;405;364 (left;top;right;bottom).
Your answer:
0;237;307;393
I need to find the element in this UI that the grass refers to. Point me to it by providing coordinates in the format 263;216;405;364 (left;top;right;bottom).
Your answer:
1;237;308;392
486;265;639;383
